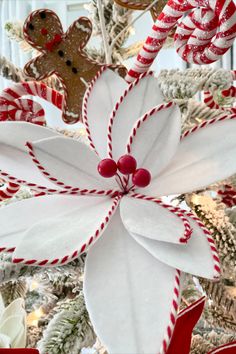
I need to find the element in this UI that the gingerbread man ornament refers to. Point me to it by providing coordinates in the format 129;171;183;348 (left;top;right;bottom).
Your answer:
23;9;126;124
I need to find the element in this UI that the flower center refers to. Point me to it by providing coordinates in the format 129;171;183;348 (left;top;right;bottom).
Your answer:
97;155;151;193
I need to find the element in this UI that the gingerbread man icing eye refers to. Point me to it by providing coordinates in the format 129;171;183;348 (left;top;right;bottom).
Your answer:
40;11;46;19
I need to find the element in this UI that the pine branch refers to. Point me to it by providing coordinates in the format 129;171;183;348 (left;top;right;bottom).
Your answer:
5;21;33;53
119;41;144;60
181;99;228;131
0;279;27;306
227;207;236;227
86;0;132;64
204;304;236;332
27;326;43;348
191;335;214;354
0;55;26;82
0;253;39;284
158;68;233;100
187;194;236;273
200;278;236;320
191;331;236;354
37;294;96;354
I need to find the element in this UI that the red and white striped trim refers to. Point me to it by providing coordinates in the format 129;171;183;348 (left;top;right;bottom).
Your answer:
0;170;76;196
13;194;121;266
26;141;119;197
130;193;221;279
181;113;236;140
107;71;154;158
178;209;221;279
126;0;236;82
82;66;107;154
0;182;20;202
208;342;236;354
131;194;192;244
126;101;174;154
0;246;16;253
160;269;181;354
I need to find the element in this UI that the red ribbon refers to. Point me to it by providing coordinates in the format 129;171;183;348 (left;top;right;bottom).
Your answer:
0;350;39;353
45;34;62;52
167;297;236;354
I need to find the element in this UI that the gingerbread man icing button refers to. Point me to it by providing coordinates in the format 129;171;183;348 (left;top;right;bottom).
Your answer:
23;9;127;124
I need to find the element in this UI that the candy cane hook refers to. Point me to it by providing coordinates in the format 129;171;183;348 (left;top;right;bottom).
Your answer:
0;81;63;201
126;0;236;82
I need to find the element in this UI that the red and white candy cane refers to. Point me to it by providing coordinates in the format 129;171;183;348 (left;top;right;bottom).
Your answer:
222;70;236;99
0;81;63;125
204;70;236;113
0;81;63;201
126;0;236;82
218;184;236;207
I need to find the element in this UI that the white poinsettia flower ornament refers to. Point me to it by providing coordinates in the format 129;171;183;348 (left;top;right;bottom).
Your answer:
1;68;236;353
0;295;26;348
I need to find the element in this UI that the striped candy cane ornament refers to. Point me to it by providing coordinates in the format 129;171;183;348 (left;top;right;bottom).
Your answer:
0;81;63;201
126;0;236;82
222;70;236;99
204;70;236;113
0;81;63;125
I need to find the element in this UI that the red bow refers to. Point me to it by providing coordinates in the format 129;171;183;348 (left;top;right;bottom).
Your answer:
45;34;62;52
167;297;236;354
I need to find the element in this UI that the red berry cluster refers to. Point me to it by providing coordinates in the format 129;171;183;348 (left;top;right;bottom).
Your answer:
98;155;151;188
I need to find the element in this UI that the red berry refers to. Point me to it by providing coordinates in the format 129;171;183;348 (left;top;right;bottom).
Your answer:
98;159;117;178
117;155;137;175
132;168;151;188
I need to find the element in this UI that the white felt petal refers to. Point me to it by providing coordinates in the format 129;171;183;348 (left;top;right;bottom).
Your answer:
131;217;217;279
1;298;25;321
84;212;181;354
11;324;26;348
13;195;117;265
128;104;181;178
0;316;25;347
109;74;164;160
120;196;185;243
0;195;91;251
0;295;5;318
0;333;11;348
29;136;118;191
145;118;236;196
82;68;127;158
0;121;59;189
0;298;25;347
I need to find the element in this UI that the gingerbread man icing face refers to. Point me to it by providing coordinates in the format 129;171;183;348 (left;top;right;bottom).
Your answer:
23;9;126;124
